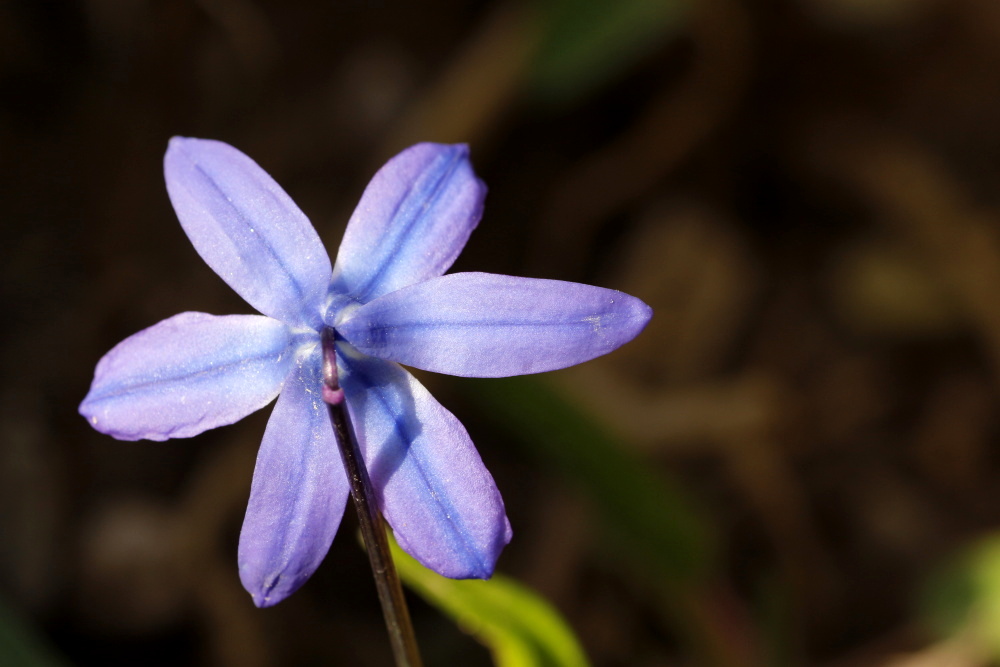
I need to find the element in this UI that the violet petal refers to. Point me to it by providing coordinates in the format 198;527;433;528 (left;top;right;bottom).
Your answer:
79;312;295;441
238;346;350;607
337;272;653;377
330;143;485;305
164;137;332;329
338;348;511;578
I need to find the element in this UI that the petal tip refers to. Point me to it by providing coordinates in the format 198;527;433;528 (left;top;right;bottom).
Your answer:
165;135;199;160
410;141;470;157
78;404;107;439
78;398;105;434
475;519;513;580
164;136;226;170
249;590;281;609
249;593;272;609
394;514;512;581
240;568;304;608
635;297;654;327
78;395;154;442
616;292;653;338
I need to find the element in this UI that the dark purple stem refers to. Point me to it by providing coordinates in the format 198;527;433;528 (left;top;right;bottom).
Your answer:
321;328;422;667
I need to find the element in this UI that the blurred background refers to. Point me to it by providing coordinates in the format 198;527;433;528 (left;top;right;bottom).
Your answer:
6;0;1000;665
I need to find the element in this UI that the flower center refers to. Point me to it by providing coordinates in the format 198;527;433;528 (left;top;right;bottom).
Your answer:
324;291;361;329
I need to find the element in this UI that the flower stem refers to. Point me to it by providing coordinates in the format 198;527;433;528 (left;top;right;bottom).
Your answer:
322;329;423;667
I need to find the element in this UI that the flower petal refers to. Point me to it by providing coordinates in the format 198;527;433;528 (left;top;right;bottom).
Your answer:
330;143;486;305
238;346;350;607
80;312;295;441
164;137;332;328
337;272;653;378
338;349;511;578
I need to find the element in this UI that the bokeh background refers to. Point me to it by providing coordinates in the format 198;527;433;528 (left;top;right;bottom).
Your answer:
6;0;1000;665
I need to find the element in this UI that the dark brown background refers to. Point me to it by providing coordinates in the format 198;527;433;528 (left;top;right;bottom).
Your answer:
4;0;1000;665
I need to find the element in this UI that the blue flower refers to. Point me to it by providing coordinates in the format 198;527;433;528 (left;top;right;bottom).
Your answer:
80;138;653;607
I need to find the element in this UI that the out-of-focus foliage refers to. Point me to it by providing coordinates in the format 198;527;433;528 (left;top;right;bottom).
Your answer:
471;376;711;586
391;533;590;667
0;597;66;667
923;535;1000;660
466;377;751;667
528;0;689;103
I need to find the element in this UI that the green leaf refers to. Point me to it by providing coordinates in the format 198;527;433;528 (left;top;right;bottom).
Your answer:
457;377;762;667
922;534;1000;657
390;535;590;667
467;376;713;588
529;0;689;104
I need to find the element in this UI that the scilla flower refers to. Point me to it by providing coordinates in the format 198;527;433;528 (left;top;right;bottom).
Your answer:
80;138;652;607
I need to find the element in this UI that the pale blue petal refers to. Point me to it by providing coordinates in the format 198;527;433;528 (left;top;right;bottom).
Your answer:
330;143;486;305
338;349;511;578
164;137;332;329
238;346;350;607
336;272;653;378
79;312;295;441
